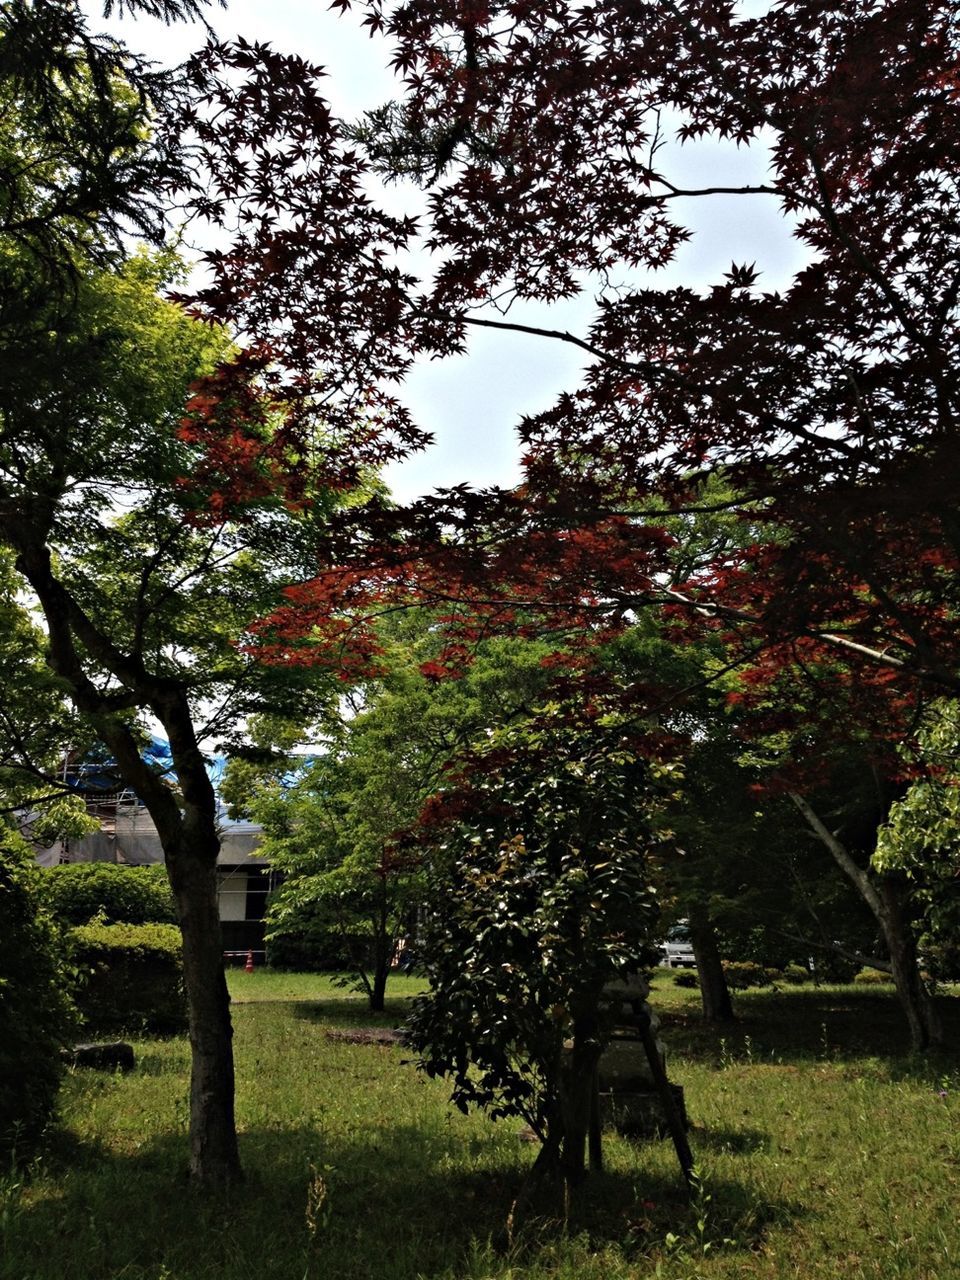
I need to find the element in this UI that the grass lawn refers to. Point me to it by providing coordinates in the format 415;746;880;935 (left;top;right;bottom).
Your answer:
4;972;960;1280
225;967;429;1004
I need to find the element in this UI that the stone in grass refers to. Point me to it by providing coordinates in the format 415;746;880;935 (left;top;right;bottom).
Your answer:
68;1041;135;1073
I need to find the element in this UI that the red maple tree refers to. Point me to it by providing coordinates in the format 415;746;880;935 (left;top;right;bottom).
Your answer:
179;1;960;721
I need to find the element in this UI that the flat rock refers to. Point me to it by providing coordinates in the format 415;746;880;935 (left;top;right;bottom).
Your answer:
68;1041;135;1072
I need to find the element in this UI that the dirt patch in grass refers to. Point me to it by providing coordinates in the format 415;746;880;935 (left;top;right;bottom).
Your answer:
323;1027;406;1046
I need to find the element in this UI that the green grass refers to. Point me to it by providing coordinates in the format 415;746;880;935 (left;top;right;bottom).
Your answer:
4;974;960;1280
225;967;428;1005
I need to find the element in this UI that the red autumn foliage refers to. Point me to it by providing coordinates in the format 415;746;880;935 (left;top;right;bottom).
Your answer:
174;2;960;741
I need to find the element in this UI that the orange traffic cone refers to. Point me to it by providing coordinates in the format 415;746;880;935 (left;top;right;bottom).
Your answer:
245;949;254;973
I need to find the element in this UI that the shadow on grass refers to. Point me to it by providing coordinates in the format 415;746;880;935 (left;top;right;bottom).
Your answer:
11;1117;798;1280
690;1124;771;1156
291;996;416;1030
134;1050;191;1077
656;987;960;1075
40;1126;113;1174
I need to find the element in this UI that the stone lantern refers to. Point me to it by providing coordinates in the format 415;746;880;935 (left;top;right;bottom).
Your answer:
597;972;687;1139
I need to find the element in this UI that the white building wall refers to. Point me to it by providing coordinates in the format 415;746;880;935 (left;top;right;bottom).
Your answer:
217;869;249;921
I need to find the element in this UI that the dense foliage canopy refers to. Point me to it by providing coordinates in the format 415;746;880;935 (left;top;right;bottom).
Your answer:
174;2;957;746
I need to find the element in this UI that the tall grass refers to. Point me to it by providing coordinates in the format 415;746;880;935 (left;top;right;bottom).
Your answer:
2;974;958;1280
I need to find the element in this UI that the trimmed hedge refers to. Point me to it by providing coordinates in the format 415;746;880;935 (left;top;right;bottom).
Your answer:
40;862;176;926
71;921;186;1034
782;963;810;985
0;833;77;1158
672;969;699;988
853;967;894;985
721;960;784;989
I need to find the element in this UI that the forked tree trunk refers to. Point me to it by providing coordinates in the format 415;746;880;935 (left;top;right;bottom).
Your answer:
687;906;735;1023
16;541;244;1190
878;879;942;1052
790;793;942;1052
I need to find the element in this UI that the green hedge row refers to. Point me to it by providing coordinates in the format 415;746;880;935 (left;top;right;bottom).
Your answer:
2;846;188;1158
671;961;813;991
40;862;176;926
0;833;77;1159
853;967;894;985
70;921;187;1034
722;960;812;989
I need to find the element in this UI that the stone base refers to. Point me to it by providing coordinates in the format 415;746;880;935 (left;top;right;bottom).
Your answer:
599;1083;687;1140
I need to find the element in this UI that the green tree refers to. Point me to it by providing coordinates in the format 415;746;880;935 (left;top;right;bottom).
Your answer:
0;565;107;864
876;700;960;981
1;0;380;1186
250;762;421;1009
406;697;677;1193
0;227;340;1184
0;0;211;290
730;657;943;1049
229;621;556;1008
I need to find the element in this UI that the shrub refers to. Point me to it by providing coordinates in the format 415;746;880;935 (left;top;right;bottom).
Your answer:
0;832;77;1158
71;921;186;1033
853;967;893;985
783;963;810;985
672;969;699;988
40;862;176;927
264;910;356;972
722;960;774;990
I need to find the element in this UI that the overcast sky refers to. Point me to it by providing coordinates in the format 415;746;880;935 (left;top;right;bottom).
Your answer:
86;1;808;502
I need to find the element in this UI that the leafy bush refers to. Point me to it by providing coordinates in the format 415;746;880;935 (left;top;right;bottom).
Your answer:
71;921;186;1033
722;960;775;990
918;941;960;983
264;923;350;972
783;963;810;985
672;969;699;988
40;862;176;926
0;832;77;1158
853;967;893;985
406;703;674;1180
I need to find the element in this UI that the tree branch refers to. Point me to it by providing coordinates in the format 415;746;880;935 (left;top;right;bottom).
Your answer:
788;791;886;922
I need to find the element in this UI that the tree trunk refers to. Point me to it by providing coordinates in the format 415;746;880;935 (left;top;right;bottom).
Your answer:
878;880;942;1052
156;704;244;1189
13;540;244;1188
789;792;943;1053
587;1066;603;1175
368;889;390;1012
370;952;389;1012
558;1019;602;1187
687;906;735;1023
166;832;242;1189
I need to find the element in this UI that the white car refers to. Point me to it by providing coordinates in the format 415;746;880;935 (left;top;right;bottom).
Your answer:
659;925;697;969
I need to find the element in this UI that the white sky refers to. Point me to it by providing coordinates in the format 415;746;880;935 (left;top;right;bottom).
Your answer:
86;1;808;502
